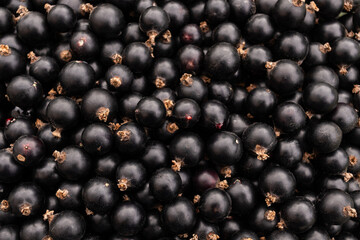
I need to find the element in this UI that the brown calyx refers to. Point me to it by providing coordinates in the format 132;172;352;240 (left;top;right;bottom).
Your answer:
343;172;354;182
216;180;229;190
347;31;355;38
171;158;184;172
110;76;122;88
303;152;316;163
47;88;57;99
277;218;286;230
265;192;278;206
305;111;313;119
246;84;257;92
206;232;220;240
274;127;281;138
254;145;270;161
155;77;166;88
166;122;179;133
199;21;210;33
237;41;247;58
193;195;201;204
52;150;66;164
306;1;319;13
117;129;131;141
190;234;199;240
241;238;253;240
319;42;331;53
43;209;54;222
118;178;130;191
26;51;39;64
85;208;94;215
20;203;32;216
42;236;53;240
112;54;122;64
0;44;11;56
355;32;360;41
343;205;358;218
247;113;254;119
52;128;62;138
5;144;13;153
349;155;358;166
264;210;276;221
145;30;158;54
56;83;64;95
201;75;211;84
60;50;72;62
156;204;163;212
292;0;305;7
56;189;69;200
15;5;29;21
17;154;26;162
265;61;276;70
43;3;53;12
162;30;172;43
353;84;360;94
180;73;193;86
109;122;122;131
163;99;174;117
339;65;349;75
344;0;353;12
220;166;232;178
259;237;266;240
0;200;9;212
178;233;188;239
96;107;110;122
80;3;94;15
35;119;45;130
123;194;130;201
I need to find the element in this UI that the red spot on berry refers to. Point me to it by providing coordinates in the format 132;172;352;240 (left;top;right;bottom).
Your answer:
215;123;223;129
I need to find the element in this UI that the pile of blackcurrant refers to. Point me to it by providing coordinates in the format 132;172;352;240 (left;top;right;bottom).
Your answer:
1;0;360;239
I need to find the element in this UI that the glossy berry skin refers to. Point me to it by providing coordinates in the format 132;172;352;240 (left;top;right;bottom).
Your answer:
55;145;91;181
29;56;59;85
46;4;76;33
141;141;168;173
273;102;306;134
318;189;356;225
139;6;170;35
272;0;306;30
228;0;256;25
199;188;232;223
314;0;344;19
4;118;35;144
8;182;44;217
150;58;179;88
273;138;303;168
0;225;18;240
70;31;99;60
231;230;259;240
122;42;153;74
180;24;203;46
13;135;45;167
163;1;190;30
307;121;342;153
16;11;49;46
212;22;241;46
149;168;181;202
82;177;119;214
20;217;48;240
141;210;165;240
177;44;204;74
245;13;275;44
248;204;278;234
247;87;277;119
227;178;256;217
105;64;134;92
172;98;201;128
119;93;143;120
89;4;125;39
317;148;348;175
0;8;13;34
33;156;61;191
281;197;316;233
116;160;147;192
204;0;230;26
115;122;146;155
49;211;86;240
303;83;338;114
207;131;243;166
259;166;296;206
0;149;23;183
302;42;328;68
0;45;26;82
208;81;234;104
267;60;304;96
7;75;43;110
330;37;360;65
135;97;166;128
59;61;95;96
47;97;80;130
275;31;309;62
81;123;113;156
192;168;220;193
327;103;358;134
112;201;146;237
170;132;204;168
242;45;272;77
81;88;118;123
201;100;229;130
56;181;83;210
205;42;240;80
267;230;298;240
242;123;277;160
162;197;196;235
